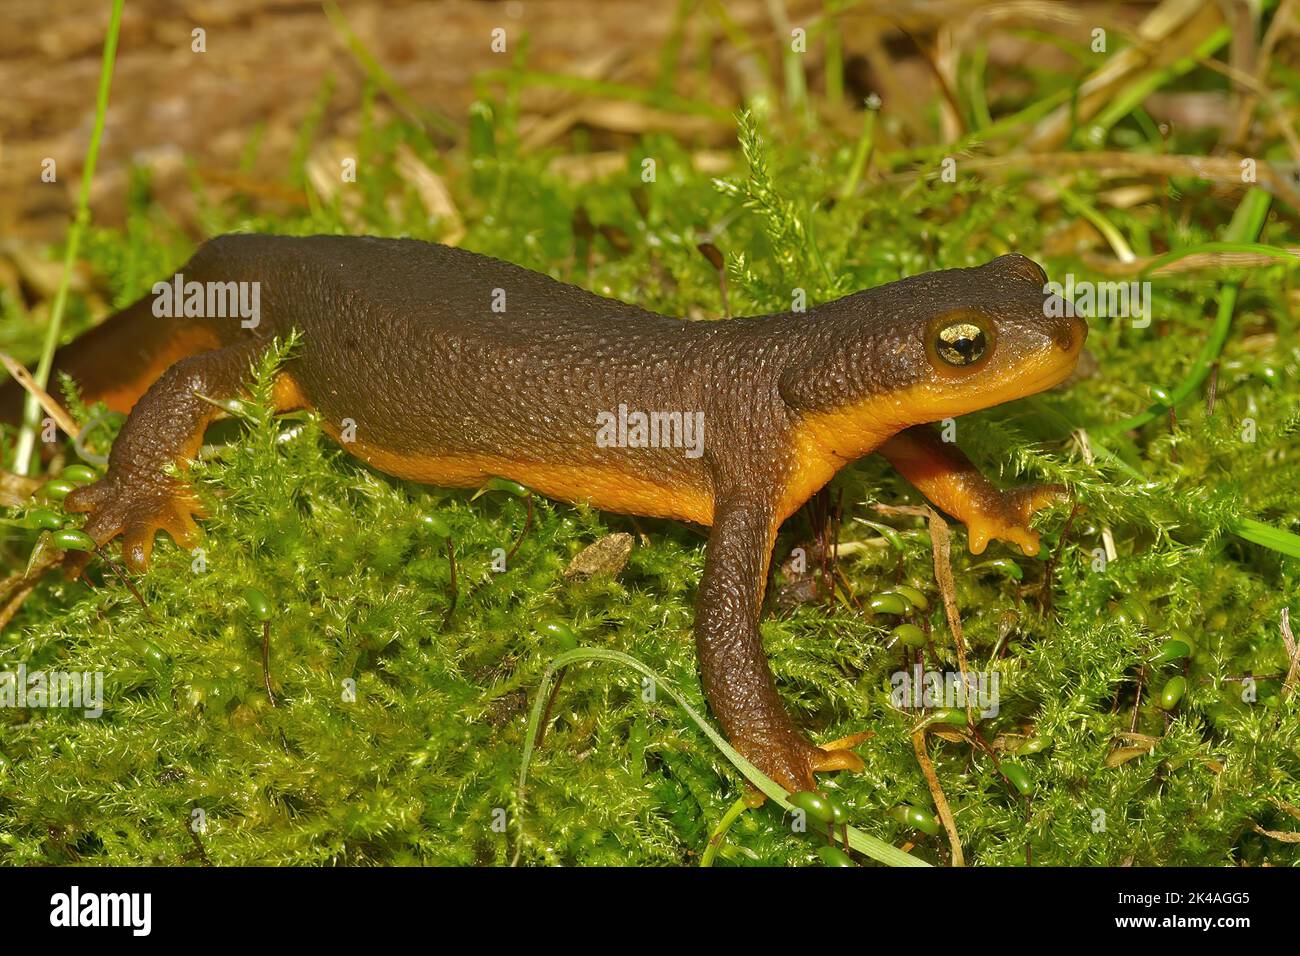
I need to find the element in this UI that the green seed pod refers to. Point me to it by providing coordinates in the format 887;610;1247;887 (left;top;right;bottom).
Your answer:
787;790;835;824
1116;596;1149;628
892;584;929;612
59;465;99;484
241;587;274;622
418;513;451;537
133;639;167;666
50;529;96;552
1150;639;1192;665
929;707;969;727
892;623;927;648
877;589;913;611
38;479;76;502
868;593;909;615
1159;675;1187;710
889;804;940;836
825;794;849;825
1019;735;1052;755
22;508;64;531
540;620;579;651
817;845;854;867
1002;762;1034;795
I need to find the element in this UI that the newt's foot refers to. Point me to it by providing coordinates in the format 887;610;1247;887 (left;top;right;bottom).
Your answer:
738;729;869;802
64;475;203;574
964;483;1065;557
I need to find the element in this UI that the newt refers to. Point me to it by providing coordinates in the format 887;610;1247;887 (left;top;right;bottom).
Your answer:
2;235;1086;792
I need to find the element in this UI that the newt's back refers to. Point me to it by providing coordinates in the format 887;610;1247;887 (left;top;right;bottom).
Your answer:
179;235;729;520
201;233;679;342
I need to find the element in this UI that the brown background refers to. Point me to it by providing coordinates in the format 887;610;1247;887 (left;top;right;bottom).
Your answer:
0;1;1249;244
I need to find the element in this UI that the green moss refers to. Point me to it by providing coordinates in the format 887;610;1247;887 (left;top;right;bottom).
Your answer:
1;72;1298;866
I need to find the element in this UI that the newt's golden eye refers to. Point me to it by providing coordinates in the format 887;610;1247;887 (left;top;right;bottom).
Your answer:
935;322;987;367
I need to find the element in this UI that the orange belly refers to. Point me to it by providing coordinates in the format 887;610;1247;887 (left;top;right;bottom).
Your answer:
322;422;715;526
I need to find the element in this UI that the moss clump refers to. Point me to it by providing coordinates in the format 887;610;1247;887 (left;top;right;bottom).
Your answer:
2;72;1298;866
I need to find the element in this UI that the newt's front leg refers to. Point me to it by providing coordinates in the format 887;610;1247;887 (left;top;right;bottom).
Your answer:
698;496;864;793
65;340;268;572
878;424;1064;556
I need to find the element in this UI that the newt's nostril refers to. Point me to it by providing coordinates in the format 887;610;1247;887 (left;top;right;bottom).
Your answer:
1055;319;1085;352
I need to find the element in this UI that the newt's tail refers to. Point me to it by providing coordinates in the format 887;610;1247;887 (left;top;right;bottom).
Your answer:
0;296;222;425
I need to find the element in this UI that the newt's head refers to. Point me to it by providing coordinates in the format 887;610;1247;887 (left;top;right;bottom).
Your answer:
781;253;1087;429
902;253;1087;421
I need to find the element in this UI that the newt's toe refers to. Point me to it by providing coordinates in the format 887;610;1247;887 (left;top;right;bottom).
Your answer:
965;483;1066;557
811;747;866;773
813;730;873;773
739;729;871;803
63;477;203;575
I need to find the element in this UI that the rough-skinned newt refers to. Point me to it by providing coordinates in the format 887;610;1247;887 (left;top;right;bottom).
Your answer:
4;235;1086;792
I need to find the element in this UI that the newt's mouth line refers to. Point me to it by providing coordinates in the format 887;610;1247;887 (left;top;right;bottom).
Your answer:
1012;355;1081;395
928;351;1082;418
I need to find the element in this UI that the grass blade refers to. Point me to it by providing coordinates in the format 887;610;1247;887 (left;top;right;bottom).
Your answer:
13;0;125;475
516;647;929;867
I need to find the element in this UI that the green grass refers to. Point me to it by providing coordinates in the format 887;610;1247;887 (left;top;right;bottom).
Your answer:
1;18;1299;866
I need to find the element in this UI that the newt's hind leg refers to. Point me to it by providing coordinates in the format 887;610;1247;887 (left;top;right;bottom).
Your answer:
878;425;1065;556
64;339;267;573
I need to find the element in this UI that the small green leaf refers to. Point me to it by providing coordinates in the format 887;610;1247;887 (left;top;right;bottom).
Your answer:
241;587;274;622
